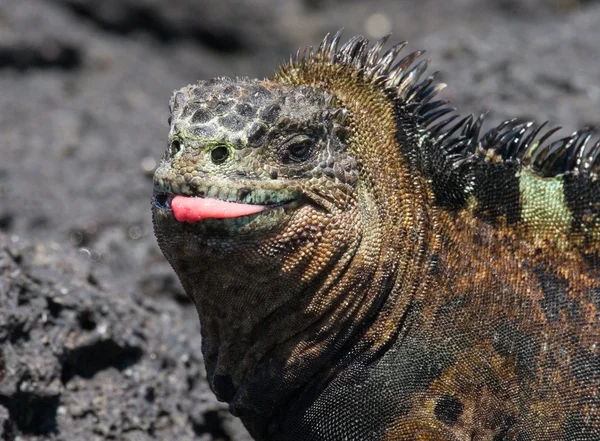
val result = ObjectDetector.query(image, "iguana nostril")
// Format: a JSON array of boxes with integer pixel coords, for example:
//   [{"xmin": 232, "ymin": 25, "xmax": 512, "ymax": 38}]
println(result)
[
  {"xmin": 211, "ymin": 145, "xmax": 229, "ymax": 164},
  {"xmin": 169, "ymin": 139, "xmax": 182, "ymax": 157}
]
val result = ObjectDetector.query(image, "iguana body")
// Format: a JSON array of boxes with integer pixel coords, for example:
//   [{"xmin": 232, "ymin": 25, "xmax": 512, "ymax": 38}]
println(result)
[{"xmin": 152, "ymin": 32, "xmax": 600, "ymax": 440}]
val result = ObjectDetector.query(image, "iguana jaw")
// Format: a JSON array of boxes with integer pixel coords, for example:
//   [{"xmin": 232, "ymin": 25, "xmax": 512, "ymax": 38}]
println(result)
[
  {"xmin": 153, "ymin": 192, "xmax": 295, "ymax": 219},
  {"xmin": 151, "ymin": 181, "xmax": 302, "ymax": 233},
  {"xmin": 153, "ymin": 180, "xmax": 299, "ymax": 206}
]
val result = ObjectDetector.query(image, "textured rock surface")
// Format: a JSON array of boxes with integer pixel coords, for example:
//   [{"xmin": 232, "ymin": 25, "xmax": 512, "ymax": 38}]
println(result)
[
  {"xmin": 0, "ymin": 0, "xmax": 599, "ymax": 439},
  {"xmin": 0, "ymin": 233, "xmax": 250, "ymax": 440}
]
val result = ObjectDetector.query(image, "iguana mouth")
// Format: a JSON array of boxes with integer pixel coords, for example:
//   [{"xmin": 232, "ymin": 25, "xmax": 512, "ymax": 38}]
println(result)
[{"xmin": 152, "ymin": 186, "xmax": 299, "ymax": 224}]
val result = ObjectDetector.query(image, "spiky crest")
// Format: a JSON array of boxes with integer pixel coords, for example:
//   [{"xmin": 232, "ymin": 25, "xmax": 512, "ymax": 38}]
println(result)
[{"xmin": 278, "ymin": 30, "xmax": 600, "ymax": 179}]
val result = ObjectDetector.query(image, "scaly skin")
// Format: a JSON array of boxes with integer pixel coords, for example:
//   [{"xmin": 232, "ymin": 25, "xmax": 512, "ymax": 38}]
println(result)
[{"xmin": 152, "ymin": 32, "xmax": 600, "ymax": 441}]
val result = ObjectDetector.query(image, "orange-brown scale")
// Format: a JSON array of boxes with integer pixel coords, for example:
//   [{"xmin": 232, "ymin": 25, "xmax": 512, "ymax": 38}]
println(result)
[
  {"xmin": 276, "ymin": 59, "xmax": 437, "ymax": 358},
  {"xmin": 387, "ymin": 203, "xmax": 600, "ymax": 439}
]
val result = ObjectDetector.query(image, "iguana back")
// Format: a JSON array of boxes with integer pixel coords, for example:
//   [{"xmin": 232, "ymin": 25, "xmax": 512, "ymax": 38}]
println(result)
[{"xmin": 152, "ymin": 32, "xmax": 600, "ymax": 440}]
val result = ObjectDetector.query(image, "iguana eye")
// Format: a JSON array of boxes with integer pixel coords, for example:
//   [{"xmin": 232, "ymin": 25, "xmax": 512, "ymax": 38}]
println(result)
[
  {"xmin": 211, "ymin": 145, "xmax": 230, "ymax": 164},
  {"xmin": 281, "ymin": 135, "xmax": 313, "ymax": 164}
]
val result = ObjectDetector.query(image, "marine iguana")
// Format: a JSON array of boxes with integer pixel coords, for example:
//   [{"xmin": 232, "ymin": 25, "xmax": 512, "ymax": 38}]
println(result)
[{"xmin": 152, "ymin": 31, "xmax": 600, "ymax": 440}]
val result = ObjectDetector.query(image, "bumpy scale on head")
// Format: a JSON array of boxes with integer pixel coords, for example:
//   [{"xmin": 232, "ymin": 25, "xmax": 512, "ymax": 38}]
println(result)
[{"xmin": 153, "ymin": 77, "xmax": 359, "ymax": 240}]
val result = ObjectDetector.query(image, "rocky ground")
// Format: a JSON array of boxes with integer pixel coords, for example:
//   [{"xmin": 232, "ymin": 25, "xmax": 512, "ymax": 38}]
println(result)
[{"xmin": 1, "ymin": 0, "xmax": 599, "ymax": 439}]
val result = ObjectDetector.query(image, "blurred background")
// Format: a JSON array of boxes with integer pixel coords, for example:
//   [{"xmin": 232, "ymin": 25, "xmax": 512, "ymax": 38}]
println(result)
[{"xmin": 0, "ymin": 0, "xmax": 599, "ymax": 439}]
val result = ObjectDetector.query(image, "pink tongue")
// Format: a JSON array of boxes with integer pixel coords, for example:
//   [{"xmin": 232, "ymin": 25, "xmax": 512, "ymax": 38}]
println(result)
[{"xmin": 171, "ymin": 195, "xmax": 266, "ymax": 223}]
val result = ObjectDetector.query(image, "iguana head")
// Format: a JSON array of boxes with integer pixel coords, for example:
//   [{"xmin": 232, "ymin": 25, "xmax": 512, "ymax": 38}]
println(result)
[{"xmin": 152, "ymin": 77, "xmax": 359, "ymax": 258}]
